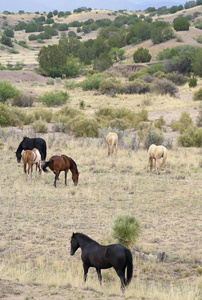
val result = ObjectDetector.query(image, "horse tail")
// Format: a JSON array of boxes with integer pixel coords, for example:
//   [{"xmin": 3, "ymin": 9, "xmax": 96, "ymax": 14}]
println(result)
[
  {"xmin": 125, "ymin": 248, "xmax": 133, "ymax": 286},
  {"xmin": 161, "ymin": 147, "xmax": 167, "ymax": 168},
  {"xmin": 42, "ymin": 160, "xmax": 54, "ymax": 172},
  {"xmin": 43, "ymin": 142, "xmax": 47, "ymax": 161},
  {"xmin": 111, "ymin": 136, "xmax": 116, "ymax": 153}
]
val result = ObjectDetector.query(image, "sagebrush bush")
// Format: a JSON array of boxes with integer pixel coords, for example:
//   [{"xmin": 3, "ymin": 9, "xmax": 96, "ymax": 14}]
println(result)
[
  {"xmin": 12, "ymin": 94, "xmax": 34, "ymax": 107},
  {"xmin": 34, "ymin": 109, "xmax": 52, "ymax": 122},
  {"xmin": 54, "ymin": 105, "xmax": 82, "ymax": 122},
  {"xmin": 99, "ymin": 79, "xmax": 119, "ymax": 94},
  {"xmin": 123, "ymin": 79, "xmax": 150, "ymax": 94},
  {"xmin": 178, "ymin": 126, "xmax": 202, "ymax": 147},
  {"xmin": 70, "ymin": 116, "xmax": 99, "ymax": 137},
  {"xmin": 193, "ymin": 88, "xmax": 202, "ymax": 101},
  {"xmin": 196, "ymin": 108, "xmax": 202, "ymax": 127},
  {"xmin": 112, "ymin": 215, "xmax": 140, "ymax": 247},
  {"xmin": 0, "ymin": 103, "xmax": 34, "ymax": 127},
  {"xmin": 32, "ymin": 119, "xmax": 48, "ymax": 133},
  {"xmin": 150, "ymin": 78, "xmax": 178, "ymax": 96},
  {"xmin": 46, "ymin": 77, "xmax": 55, "ymax": 85},
  {"xmin": 141, "ymin": 127, "xmax": 164, "ymax": 149},
  {"xmin": 39, "ymin": 91, "xmax": 69, "ymax": 107}
]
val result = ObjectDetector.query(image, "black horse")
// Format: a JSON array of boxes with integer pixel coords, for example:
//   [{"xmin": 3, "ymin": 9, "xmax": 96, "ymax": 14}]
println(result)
[
  {"xmin": 70, "ymin": 232, "xmax": 133, "ymax": 290},
  {"xmin": 16, "ymin": 137, "xmax": 47, "ymax": 163}
]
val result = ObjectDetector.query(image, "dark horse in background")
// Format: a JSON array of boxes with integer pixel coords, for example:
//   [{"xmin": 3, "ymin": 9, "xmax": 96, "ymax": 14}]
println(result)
[
  {"xmin": 70, "ymin": 232, "xmax": 133, "ymax": 290},
  {"xmin": 16, "ymin": 137, "xmax": 47, "ymax": 163},
  {"xmin": 42, "ymin": 154, "xmax": 79, "ymax": 187}
]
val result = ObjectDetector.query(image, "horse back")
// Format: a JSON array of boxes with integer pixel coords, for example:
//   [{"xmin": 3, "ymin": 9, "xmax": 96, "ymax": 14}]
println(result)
[{"xmin": 82, "ymin": 244, "xmax": 112, "ymax": 269}]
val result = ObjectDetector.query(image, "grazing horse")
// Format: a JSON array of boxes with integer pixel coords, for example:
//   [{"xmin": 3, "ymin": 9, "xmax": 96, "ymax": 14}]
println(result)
[
  {"xmin": 147, "ymin": 144, "xmax": 167, "ymax": 172},
  {"xmin": 70, "ymin": 232, "xmax": 133, "ymax": 290},
  {"xmin": 42, "ymin": 155, "xmax": 79, "ymax": 187},
  {"xmin": 22, "ymin": 148, "xmax": 42, "ymax": 177},
  {"xmin": 106, "ymin": 132, "xmax": 118, "ymax": 156},
  {"xmin": 16, "ymin": 137, "xmax": 47, "ymax": 163}
]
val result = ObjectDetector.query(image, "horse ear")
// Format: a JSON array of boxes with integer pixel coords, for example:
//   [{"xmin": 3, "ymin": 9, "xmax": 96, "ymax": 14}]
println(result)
[{"xmin": 72, "ymin": 232, "xmax": 75, "ymax": 236}]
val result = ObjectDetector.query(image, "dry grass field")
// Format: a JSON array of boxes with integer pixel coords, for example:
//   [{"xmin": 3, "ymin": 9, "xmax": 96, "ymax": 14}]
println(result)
[
  {"xmin": 0, "ymin": 6, "xmax": 202, "ymax": 300},
  {"xmin": 0, "ymin": 129, "xmax": 201, "ymax": 299}
]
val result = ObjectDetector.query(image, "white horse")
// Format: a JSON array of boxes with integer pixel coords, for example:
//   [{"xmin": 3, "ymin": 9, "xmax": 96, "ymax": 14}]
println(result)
[
  {"xmin": 106, "ymin": 132, "xmax": 118, "ymax": 156},
  {"xmin": 147, "ymin": 144, "xmax": 167, "ymax": 172},
  {"xmin": 22, "ymin": 148, "xmax": 42, "ymax": 177}
]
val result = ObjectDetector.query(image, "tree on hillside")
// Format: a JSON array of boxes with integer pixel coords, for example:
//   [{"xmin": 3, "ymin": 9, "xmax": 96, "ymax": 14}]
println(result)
[
  {"xmin": 151, "ymin": 21, "xmax": 174, "ymax": 44},
  {"xmin": 193, "ymin": 50, "xmax": 202, "ymax": 77},
  {"xmin": 93, "ymin": 52, "xmax": 113, "ymax": 72},
  {"xmin": 133, "ymin": 47, "xmax": 151, "ymax": 63},
  {"xmin": 126, "ymin": 22, "xmax": 151, "ymax": 44},
  {"xmin": 173, "ymin": 17, "xmax": 190, "ymax": 31}
]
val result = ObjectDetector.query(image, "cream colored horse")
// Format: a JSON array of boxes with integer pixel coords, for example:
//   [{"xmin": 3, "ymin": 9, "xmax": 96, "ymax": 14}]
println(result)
[
  {"xmin": 106, "ymin": 132, "xmax": 118, "ymax": 156},
  {"xmin": 22, "ymin": 148, "xmax": 42, "ymax": 177},
  {"xmin": 147, "ymin": 144, "xmax": 167, "ymax": 172}
]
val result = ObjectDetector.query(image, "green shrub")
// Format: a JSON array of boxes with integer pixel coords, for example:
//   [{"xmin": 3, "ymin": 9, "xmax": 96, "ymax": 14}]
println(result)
[
  {"xmin": 193, "ymin": 88, "xmax": 202, "ymax": 101},
  {"xmin": 142, "ymin": 127, "xmax": 164, "ymax": 149},
  {"xmin": 81, "ymin": 74, "xmax": 104, "ymax": 91},
  {"xmin": 133, "ymin": 47, "xmax": 151, "ymax": 63},
  {"xmin": 171, "ymin": 112, "xmax": 193, "ymax": 133},
  {"xmin": 12, "ymin": 94, "xmax": 34, "ymax": 107},
  {"xmin": 39, "ymin": 91, "xmax": 69, "ymax": 107},
  {"xmin": 178, "ymin": 126, "xmax": 202, "ymax": 147},
  {"xmin": 154, "ymin": 116, "xmax": 166, "ymax": 129},
  {"xmin": 150, "ymin": 78, "xmax": 178, "ymax": 96},
  {"xmin": 0, "ymin": 81, "xmax": 20, "ymax": 103},
  {"xmin": 147, "ymin": 63, "xmax": 164, "ymax": 75},
  {"xmin": 112, "ymin": 215, "xmax": 140, "ymax": 247},
  {"xmin": 79, "ymin": 100, "xmax": 85, "ymax": 109},
  {"xmin": 32, "ymin": 119, "xmax": 48, "ymax": 133},
  {"xmin": 189, "ymin": 77, "xmax": 197, "ymax": 88}
]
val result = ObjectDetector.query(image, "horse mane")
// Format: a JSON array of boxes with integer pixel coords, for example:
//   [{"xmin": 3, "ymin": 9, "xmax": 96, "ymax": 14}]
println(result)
[
  {"xmin": 75, "ymin": 232, "xmax": 97, "ymax": 244},
  {"xmin": 69, "ymin": 157, "xmax": 79, "ymax": 174}
]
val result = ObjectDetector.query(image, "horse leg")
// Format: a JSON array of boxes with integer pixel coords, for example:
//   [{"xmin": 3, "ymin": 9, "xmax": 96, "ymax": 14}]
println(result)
[
  {"xmin": 65, "ymin": 171, "xmax": 67, "ymax": 185},
  {"xmin": 83, "ymin": 264, "xmax": 89, "ymax": 282},
  {"xmin": 115, "ymin": 268, "xmax": 126, "ymax": 291},
  {"xmin": 54, "ymin": 174, "xmax": 57, "ymax": 187},
  {"xmin": 108, "ymin": 144, "xmax": 110, "ymax": 156},
  {"xmin": 96, "ymin": 268, "xmax": 102, "ymax": 285}
]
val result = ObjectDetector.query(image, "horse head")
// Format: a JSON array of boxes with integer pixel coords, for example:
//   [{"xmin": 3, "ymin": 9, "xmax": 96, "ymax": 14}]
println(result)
[
  {"xmin": 70, "ymin": 233, "xmax": 79, "ymax": 255},
  {"xmin": 16, "ymin": 151, "xmax": 22, "ymax": 163},
  {"xmin": 72, "ymin": 172, "xmax": 79, "ymax": 186}
]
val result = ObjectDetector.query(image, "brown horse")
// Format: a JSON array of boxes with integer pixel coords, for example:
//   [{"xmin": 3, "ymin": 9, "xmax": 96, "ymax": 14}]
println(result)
[
  {"xmin": 106, "ymin": 132, "xmax": 118, "ymax": 156},
  {"xmin": 22, "ymin": 148, "xmax": 42, "ymax": 177},
  {"xmin": 147, "ymin": 144, "xmax": 167, "ymax": 173},
  {"xmin": 42, "ymin": 155, "xmax": 79, "ymax": 187}
]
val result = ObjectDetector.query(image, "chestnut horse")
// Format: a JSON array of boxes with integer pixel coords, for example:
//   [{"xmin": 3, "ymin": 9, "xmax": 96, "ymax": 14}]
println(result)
[
  {"xmin": 22, "ymin": 148, "xmax": 42, "ymax": 177},
  {"xmin": 147, "ymin": 144, "xmax": 167, "ymax": 172},
  {"xmin": 70, "ymin": 232, "xmax": 133, "ymax": 291},
  {"xmin": 42, "ymin": 155, "xmax": 79, "ymax": 187},
  {"xmin": 106, "ymin": 132, "xmax": 118, "ymax": 156}
]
